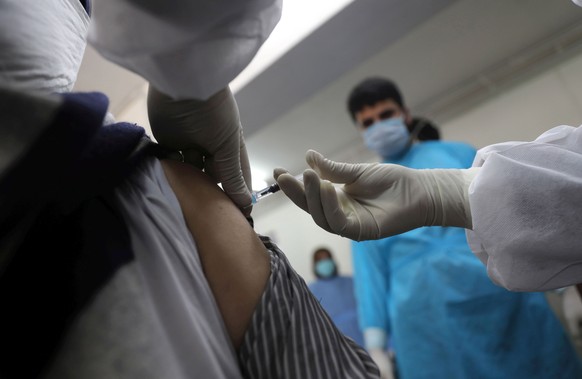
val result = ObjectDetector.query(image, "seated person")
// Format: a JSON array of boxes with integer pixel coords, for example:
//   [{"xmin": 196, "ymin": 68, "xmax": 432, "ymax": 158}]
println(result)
[
  {"xmin": 308, "ymin": 247, "xmax": 365, "ymax": 348},
  {"xmin": 0, "ymin": 1, "xmax": 377, "ymax": 376},
  {"xmin": 0, "ymin": 86, "xmax": 379, "ymax": 379},
  {"xmin": 162, "ymin": 158, "xmax": 379, "ymax": 378}
]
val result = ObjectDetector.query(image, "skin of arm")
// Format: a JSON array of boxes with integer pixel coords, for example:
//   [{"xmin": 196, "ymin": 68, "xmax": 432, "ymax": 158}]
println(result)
[{"xmin": 160, "ymin": 159, "xmax": 270, "ymax": 350}]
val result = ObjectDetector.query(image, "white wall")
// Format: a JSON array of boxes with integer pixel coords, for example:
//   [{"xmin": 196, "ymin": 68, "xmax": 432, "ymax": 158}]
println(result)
[
  {"xmin": 252, "ymin": 194, "xmax": 354, "ymax": 284},
  {"xmin": 442, "ymin": 50, "xmax": 582, "ymax": 148},
  {"xmin": 252, "ymin": 47, "xmax": 582, "ymax": 282}
]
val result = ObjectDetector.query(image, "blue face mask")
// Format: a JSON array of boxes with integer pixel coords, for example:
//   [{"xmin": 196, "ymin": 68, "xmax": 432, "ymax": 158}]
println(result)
[
  {"xmin": 363, "ymin": 117, "xmax": 410, "ymax": 159},
  {"xmin": 315, "ymin": 259, "xmax": 336, "ymax": 278}
]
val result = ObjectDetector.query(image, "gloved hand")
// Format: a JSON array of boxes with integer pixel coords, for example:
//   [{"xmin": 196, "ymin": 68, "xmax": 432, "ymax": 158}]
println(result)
[
  {"xmin": 368, "ymin": 348, "xmax": 395, "ymax": 379},
  {"xmin": 274, "ymin": 150, "xmax": 480, "ymax": 241},
  {"xmin": 147, "ymin": 85, "xmax": 253, "ymax": 215}
]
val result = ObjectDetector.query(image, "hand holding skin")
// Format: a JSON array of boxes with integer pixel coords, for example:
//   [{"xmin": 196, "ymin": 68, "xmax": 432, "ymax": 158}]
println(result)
[
  {"xmin": 274, "ymin": 150, "xmax": 479, "ymax": 241},
  {"xmin": 148, "ymin": 85, "xmax": 253, "ymax": 215}
]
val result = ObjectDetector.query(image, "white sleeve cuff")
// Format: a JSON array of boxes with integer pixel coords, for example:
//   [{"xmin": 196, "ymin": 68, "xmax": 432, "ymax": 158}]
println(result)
[{"xmin": 364, "ymin": 327, "xmax": 387, "ymax": 350}]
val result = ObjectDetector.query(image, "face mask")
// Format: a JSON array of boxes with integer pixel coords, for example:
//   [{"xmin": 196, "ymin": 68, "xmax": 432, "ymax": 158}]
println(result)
[
  {"xmin": 363, "ymin": 116, "xmax": 410, "ymax": 159},
  {"xmin": 573, "ymin": 0, "xmax": 582, "ymax": 7},
  {"xmin": 0, "ymin": 0, "xmax": 90, "ymax": 94},
  {"xmin": 315, "ymin": 259, "xmax": 336, "ymax": 279}
]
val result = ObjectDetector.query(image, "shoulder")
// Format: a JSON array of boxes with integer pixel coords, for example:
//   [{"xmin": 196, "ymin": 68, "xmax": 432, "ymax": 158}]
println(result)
[
  {"xmin": 410, "ymin": 141, "xmax": 476, "ymax": 168},
  {"xmin": 439, "ymin": 140, "xmax": 476, "ymax": 153},
  {"xmin": 418, "ymin": 140, "xmax": 475, "ymax": 151},
  {"xmin": 441, "ymin": 141, "xmax": 477, "ymax": 166}
]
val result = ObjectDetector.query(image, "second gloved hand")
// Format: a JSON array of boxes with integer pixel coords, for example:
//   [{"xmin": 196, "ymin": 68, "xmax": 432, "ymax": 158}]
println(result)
[
  {"xmin": 274, "ymin": 150, "xmax": 480, "ymax": 241},
  {"xmin": 148, "ymin": 85, "xmax": 253, "ymax": 215}
]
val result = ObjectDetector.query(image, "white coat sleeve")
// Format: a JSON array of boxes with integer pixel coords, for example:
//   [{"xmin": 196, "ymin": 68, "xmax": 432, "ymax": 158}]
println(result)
[
  {"xmin": 466, "ymin": 125, "xmax": 582, "ymax": 291},
  {"xmin": 87, "ymin": 0, "xmax": 282, "ymax": 100}
]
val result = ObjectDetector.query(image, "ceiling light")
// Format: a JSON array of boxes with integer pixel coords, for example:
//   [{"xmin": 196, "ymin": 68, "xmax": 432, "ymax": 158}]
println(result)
[{"xmin": 230, "ymin": 0, "xmax": 355, "ymax": 93}]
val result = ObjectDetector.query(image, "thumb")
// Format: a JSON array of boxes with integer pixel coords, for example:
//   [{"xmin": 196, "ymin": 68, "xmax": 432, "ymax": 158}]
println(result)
[
  {"xmin": 274, "ymin": 171, "xmax": 309, "ymax": 213},
  {"xmin": 305, "ymin": 149, "xmax": 364, "ymax": 184},
  {"xmin": 221, "ymin": 172, "xmax": 253, "ymax": 216},
  {"xmin": 210, "ymin": 143, "xmax": 253, "ymax": 215}
]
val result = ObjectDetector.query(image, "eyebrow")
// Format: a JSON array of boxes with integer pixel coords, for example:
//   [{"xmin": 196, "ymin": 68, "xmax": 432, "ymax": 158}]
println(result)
[{"xmin": 360, "ymin": 109, "xmax": 396, "ymax": 128}]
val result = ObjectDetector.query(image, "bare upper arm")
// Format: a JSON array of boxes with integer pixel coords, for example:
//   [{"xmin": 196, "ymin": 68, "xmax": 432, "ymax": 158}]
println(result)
[{"xmin": 160, "ymin": 159, "xmax": 270, "ymax": 349}]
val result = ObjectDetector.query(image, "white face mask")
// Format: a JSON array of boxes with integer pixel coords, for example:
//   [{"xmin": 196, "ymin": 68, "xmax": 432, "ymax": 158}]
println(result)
[
  {"xmin": 0, "ymin": 0, "xmax": 90, "ymax": 94},
  {"xmin": 362, "ymin": 116, "xmax": 411, "ymax": 159},
  {"xmin": 573, "ymin": 0, "xmax": 582, "ymax": 7}
]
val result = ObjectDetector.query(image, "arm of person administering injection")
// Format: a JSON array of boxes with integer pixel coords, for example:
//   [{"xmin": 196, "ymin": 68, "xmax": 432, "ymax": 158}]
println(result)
[
  {"xmin": 87, "ymin": 0, "xmax": 283, "ymax": 217},
  {"xmin": 148, "ymin": 86, "xmax": 254, "ymax": 217}
]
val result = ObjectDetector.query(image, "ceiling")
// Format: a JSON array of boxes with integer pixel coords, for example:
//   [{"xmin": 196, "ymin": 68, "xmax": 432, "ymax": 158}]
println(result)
[{"xmin": 74, "ymin": 0, "xmax": 582, "ymax": 196}]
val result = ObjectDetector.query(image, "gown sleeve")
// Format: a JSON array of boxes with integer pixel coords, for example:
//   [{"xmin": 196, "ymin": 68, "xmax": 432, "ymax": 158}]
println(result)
[
  {"xmin": 87, "ymin": 0, "xmax": 282, "ymax": 100},
  {"xmin": 352, "ymin": 239, "xmax": 390, "ymax": 349},
  {"xmin": 466, "ymin": 125, "xmax": 582, "ymax": 291}
]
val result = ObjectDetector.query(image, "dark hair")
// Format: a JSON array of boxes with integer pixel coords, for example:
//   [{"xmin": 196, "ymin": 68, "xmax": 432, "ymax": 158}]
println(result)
[
  {"xmin": 347, "ymin": 77, "xmax": 404, "ymax": 122},
  {"xmin": 347, "ymin": 77, "xmax": 440, "ymax": 141},
  {"xmin": 312, "ymin": 247, "xmax": 338, "ymax": 279},
  {"xmin": 409, "ymin": 117, "xmax": 440, "ymax": 141},
  {"xmin": 312, "ymin": 248, "xmax": 332, "ymax": 263}
]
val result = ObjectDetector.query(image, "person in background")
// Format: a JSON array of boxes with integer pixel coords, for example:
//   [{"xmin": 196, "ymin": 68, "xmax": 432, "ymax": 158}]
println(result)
[
  {"xmin": 308, "ymin": 248, "xmax": 365, "ymax": 348},
  {"xmin": 275, "ymin": 76, "xmax": 582, "ymax": 379},
  {"xmin": 276, "ymin": 0, "xmax": 582, "ymax": 300}
]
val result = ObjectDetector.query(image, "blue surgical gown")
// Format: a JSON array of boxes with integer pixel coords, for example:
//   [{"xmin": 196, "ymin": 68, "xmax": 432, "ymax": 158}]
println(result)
[
  {"xmin": 352, "ymin": 140, "xmax": 582, "ymax": 379},
  {"xmin": 308, "ymin": 276, "xmax": 365, "ymax": 347}
]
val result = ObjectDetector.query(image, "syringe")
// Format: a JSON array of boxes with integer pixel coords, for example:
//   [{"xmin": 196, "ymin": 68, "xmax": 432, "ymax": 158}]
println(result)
[{"xmin": 251, "ymin": 174, "xmax": 303, "ymax": 204}]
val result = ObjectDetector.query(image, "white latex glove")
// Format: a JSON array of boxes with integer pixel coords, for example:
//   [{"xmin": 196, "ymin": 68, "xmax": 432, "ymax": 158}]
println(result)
[
  {"xmin": 148, "ymin": 85, "xmax": 253, "ymax": 215},
  {"xmin": 274, "ymin": 150, "xmax": 480, "ymax": 241},
  {"xmin": 368, "ymin": 348, "xmax": 395, "ymax": 379}
]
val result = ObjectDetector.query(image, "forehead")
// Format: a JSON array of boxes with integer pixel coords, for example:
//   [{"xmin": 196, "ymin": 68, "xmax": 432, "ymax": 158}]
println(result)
[
  {"xmin": 314, "ymin": 250, "xmax": 331, "ymax": 259},
  {"xmin": 355, "ymin": 99, "xmax": 402, "ymax": 121}
]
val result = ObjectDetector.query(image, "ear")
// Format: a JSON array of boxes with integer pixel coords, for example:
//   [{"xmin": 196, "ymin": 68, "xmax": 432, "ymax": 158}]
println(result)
[{"xmin": 403, "ymin": 107, "xmax": 413, "ymax": 125}]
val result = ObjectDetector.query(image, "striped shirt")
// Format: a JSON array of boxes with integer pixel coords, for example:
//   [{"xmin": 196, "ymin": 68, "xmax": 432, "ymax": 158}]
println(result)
[{"xmin": 239, "ymin": 236, "xmax": 380, "ymax": 379}]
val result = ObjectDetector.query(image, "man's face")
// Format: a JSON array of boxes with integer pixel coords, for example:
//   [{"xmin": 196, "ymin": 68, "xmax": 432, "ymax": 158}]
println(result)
[{"xmin": 354, "ymin": 99, "xmax": 410, "ymax": 131}]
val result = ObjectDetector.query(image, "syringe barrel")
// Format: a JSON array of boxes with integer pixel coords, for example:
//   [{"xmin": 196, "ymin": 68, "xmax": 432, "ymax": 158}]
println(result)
[{"xmin": 251, "ymin": 173, "xmax": 302, "ymax": 204}]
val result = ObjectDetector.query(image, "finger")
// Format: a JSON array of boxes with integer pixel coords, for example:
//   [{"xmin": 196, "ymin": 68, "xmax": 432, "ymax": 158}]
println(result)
[
  {"xmin": 275, "ymin": 172, "xmax": 308, "ymax": 212},
  {"xmin": 273, "ymin": 167, "xmax": 289, "ymax": 180},
  {"xmin": 239, "ymin": 130, "xmax": 252, "ymax": 192},
  {"xmin": 238, "ymin": 133, "xmax": 253, "ymax": 216},
  {"xmin": 305, "ymin": 149, "xmax": 365, "ymax": 184},
  {"xmin": 320, "ymin": 182, "xmax": 354, "ymax": 238},
  {"xmin": 211, "ymin": 146, "xmax": 253, "ymax": 215},
  {"xmin": 303, "ymin": 170, "xmax": 333, "ymax": 233},
  {"xmin": 221, "ymin": 172, "xmax": 253, "ymax": 216}
]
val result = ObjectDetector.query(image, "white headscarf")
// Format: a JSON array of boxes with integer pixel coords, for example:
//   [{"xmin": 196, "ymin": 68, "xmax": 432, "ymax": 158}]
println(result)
[{"xmin": 0, "ymin": 0, "xmax": 90, "ymax": 94}]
